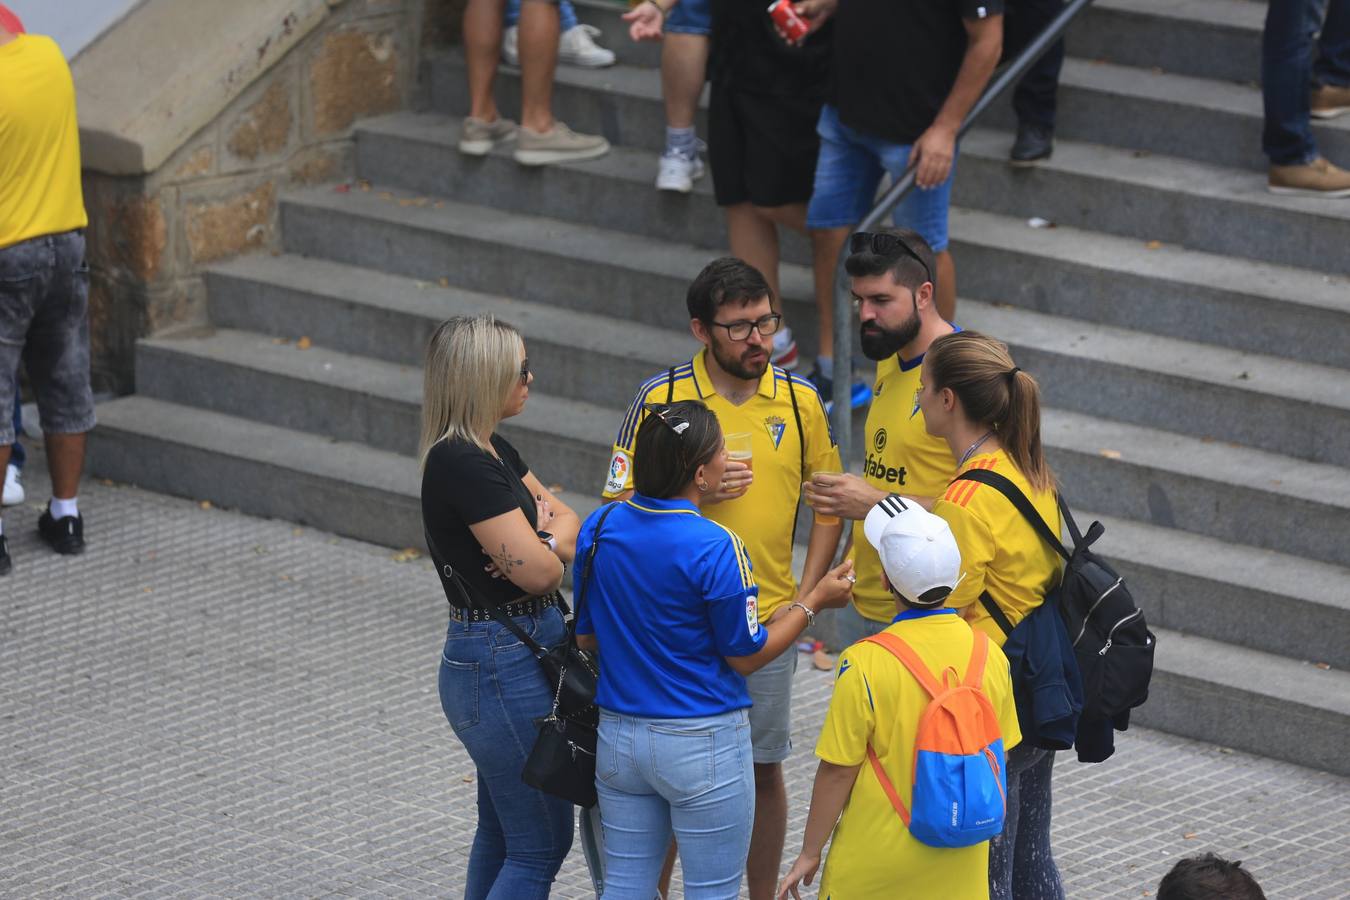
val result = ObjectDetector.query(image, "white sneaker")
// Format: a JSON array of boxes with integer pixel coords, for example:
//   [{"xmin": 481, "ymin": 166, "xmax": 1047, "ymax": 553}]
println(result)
[
  {"xmin": 559, "ymin": 24, "xmax": 616, "ymax": 68},
  {"xmin": 656, "ymin": 149, "xmax": 705, "ymax": 193},
  {"xmin": 3, "ymin": 464, "xmax": 23, "ymax": 507},
  {"xmin": 503, "ymin": 24, "xmax": 616, "ymax": 69}
]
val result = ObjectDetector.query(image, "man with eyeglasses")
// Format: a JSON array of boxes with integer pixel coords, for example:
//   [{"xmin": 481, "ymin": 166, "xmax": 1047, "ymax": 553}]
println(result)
[
  {"xmin": 603, "ymin": 256, "xmax": 843, "ymax": 900},
  {"xmin": 803, "ymin": 229, "xmax": 961, "ymax": 647}
]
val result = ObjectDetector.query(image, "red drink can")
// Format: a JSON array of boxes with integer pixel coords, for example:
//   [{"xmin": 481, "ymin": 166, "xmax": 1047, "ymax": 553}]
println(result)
[{"xmin": 767, "ymin": 0, "xmax": 809, "ymax": 44}]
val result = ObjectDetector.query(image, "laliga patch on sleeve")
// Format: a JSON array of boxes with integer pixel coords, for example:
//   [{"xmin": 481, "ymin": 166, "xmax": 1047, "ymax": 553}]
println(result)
[
  {"xmin": 746, "ymin": 596, "xmax": 760, "ymax": 636},
  {"xmin": 605, "ymin": 450, "xmax": 631, "ymax": 494}
]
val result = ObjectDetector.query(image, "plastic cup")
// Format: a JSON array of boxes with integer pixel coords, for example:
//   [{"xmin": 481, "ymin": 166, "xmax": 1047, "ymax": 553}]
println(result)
[{"xmin": 725, "ymin": 432, "xmax": 754, "ymax": 472}]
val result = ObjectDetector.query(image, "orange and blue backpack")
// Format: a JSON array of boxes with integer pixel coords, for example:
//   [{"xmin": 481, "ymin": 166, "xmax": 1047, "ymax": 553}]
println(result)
[{"xmin": 862, "ymin": 630, "xmax": 1008, "ymax": 848}]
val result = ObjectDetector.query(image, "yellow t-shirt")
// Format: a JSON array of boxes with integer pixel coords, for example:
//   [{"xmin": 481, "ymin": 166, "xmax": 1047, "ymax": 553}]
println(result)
[
  {"xmin": 816, "ymin": 611, "xmax": 1022, "ymax": 899},
  {"xmin": 851, "ymin": 350, "xmax": 958, "ymax": 622},
  {"xmin": 0, "ymin": 34, "xmax": 87, "ymax": 249},
  {"xmin": 604, "ymin": 350, "xmax": 842, "ymax": 619},
  {"xmin": 934, "ymin": 450, "xmax": 1064, "ymax": 645}
]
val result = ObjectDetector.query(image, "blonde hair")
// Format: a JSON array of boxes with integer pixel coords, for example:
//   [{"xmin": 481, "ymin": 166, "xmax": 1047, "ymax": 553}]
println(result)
[
  {"xmin": 419, "ymin": 315, "xmax": 523, "ymax": 465},
  {"xmin": 926, "ymin": 331, "xmax": 1055, "ymax": 493}
]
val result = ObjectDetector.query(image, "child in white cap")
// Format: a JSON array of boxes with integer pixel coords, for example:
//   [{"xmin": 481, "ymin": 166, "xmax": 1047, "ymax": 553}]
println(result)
[{"xmin": 777, "ymin": 495, "xmax": 1023, "ymax": 900}]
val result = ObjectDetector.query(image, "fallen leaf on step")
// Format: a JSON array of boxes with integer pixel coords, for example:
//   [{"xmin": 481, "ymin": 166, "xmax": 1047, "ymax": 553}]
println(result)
[
  {"xmin": 1131, "ymin": 149, "xmax": 1151, "ymax": 158},
  {"xmin": 392, "ymin": 547, "xmax": 423, "ymax": 563},
  {"xmin": 1315, "ymin": 662, "xmax": 1331, "ymax": 670},
  {"xmin": 296, "ymin": 336, "xmax": 312, "ymax": 350},
  {"xmin": 333, "ymin": 183, "xmax": 351, "ymax": 193},
  {"xmin": 1151, "ymin": 67, "xmax": 1165, "ymax": 75},
  {"xmin": 292, "ymin": 528, "xmax": 304, "ymax": 537},
  {"xmin": 1100, "ymin": 449, "xmax": 1122, "ymax": 459},
  {"xmin": 358, "ymin": 180, "xmax": 371, "ymax": 191},
  {"xmin": 101, "ymin": 478, "xmax": 115, "ymax": 487},
  {"xmin": 1145, "ymin": 240, "xmax": 1163, "ymax": 250},
  {"xmin": 1235, "ymin": 371, "xmax": 1250, "ymax": 380},
  {"xmin": 434, "ymin": 201, "xmax": 445, "ymax": 209},
  {"xmin": 378, "ymin": 191, "xmax": 394, "ymax": 200},
  {"xmin": 462, "ymin": 775, "xmax": 474, "ymax": 783},
  {"xmin": 273, "ymin": 337, "xmax": 290, "ymax": 345},
  {"xmin": 1200, "ymin": 435, "xmax": 1215, "ymax": 443},
  {"xmin": 437, "ymin": 277, "xmax": 450, "ymax": 287},
  {"xmin": 199, "ymin": 500, "xmax": 212, "ymax": 509}
]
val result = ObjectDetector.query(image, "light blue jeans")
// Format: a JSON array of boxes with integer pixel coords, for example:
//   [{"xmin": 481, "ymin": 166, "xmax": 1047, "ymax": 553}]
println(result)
[
  {"xmin": 505, "ymin": 0, "xmax": 579, "ymax": 30},
  {"xmin": 596, "ymin": 708, "xmax": 755, "ymax": 900}
]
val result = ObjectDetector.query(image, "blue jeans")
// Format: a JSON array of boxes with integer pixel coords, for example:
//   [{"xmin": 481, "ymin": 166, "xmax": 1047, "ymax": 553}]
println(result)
[
  {"xmin": 438, "ymin": 606, "xmax": 574, "ymax": 900},
  {"xmin": 505, "ymin": 0, "xmax": 578, "ymax": 30},
  {"xmin": 9, "ymin": 387, "xmax": 22, "ymax": 469},
  {"xmin": 806, "ymin": 105, "xmax": 957, "ymax": 252},
  {"xmin": 989, "ymin": 745, "xmax": 1064, "ymax": 900},
  {"xmin": 1263, "ymin": 0, "xmax": 1350, "ymax": 164},
  {"xmin": 596, "ymin": 708, "xmax": 755, "ymax": 899}
]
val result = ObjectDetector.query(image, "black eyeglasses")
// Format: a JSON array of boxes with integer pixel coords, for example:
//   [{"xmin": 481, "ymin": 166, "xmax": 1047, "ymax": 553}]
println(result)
[
  {"xmin": 850, "ymin": 231, "xmax": 934, "ymax": 288},
  {"xmin": 644, "ymin": 403, "xmax": 691, "ymax": 437},
  {"xmin": 708, "ymin": 313, "xmax": 783, "ymax": 342},
  {"xmin": 519, "ymin": 358, "xmax": 531, "ymax": 385}
]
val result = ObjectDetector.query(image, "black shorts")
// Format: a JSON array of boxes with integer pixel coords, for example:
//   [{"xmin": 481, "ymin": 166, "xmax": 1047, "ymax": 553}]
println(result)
[{"xmin": 708, "ymin": 86, "xmax": 824, "ymax": 209}]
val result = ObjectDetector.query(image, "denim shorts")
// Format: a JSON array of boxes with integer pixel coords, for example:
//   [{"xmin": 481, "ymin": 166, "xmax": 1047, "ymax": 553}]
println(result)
[
  {"xmin": 744, "ymin": 641, "xmax": 798, "ymax": 764},
  {"xmin": 806, "ymin": 104, "xmax": 956, "ymax": 252},
  {"xmin": 0, "ymin": 230, "xmax": 96, "ymax": 445},
  {"xmin": 666, "ymin": 0, "xmax": 711, "ymax": 35}
]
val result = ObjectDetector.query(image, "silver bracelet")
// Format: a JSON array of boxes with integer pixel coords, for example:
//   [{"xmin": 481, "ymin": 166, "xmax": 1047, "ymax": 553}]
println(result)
[{"xmin": 789, "ymin": 601, "xmax": 816, "ymax": 628}]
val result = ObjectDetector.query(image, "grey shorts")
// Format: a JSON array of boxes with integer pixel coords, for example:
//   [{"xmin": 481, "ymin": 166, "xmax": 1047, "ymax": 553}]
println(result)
[
  {"xmin": 0, "ymin": 230, "xmax": 95, "ymax": 445},
  {"xmin": 745, "ymin": 641, "xmax": 798, "ymax": 765}
]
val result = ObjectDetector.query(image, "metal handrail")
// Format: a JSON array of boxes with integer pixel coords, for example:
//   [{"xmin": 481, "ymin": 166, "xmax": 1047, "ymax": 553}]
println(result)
[{"xmin": 829, "ymin": 0, "xmax": 1094, "ymax": 463}]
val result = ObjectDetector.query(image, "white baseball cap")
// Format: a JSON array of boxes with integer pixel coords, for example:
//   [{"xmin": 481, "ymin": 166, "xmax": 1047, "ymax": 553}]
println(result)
[{"xmin": 863, "ymin": 495, "xmax": 962, "ymax": 607}]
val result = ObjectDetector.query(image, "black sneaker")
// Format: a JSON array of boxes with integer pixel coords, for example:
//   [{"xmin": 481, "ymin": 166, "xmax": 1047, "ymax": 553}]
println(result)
[
  {"xmin": 1010, "ymin": 122, "xmax": 1054, "ymax": 167},
  {"xmin": 38, "ymin": 509, "xmax": 85, "ymax": 555},
  {"xmin": 0, "ymin": 534, "xmax": 11, "ymax": 576}
]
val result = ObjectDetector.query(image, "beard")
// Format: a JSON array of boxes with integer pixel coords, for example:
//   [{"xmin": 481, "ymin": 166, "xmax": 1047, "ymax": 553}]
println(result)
[
  {"xmin": 860, "ymin": 309, "xmax": 921, "ymax": 360},
  {"xmin": 711, "ymin": 337, "xmax": 769, "ymax": 381}
]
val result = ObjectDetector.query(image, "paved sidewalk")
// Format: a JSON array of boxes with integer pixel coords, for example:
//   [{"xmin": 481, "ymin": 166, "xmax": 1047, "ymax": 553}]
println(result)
[{"xmin": 2, "ymin": 462, "xmax": 1347, "ymax": 898}]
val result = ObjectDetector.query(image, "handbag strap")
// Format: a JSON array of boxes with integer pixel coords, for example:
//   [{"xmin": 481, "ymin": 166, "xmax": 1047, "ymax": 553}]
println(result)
[{"xmin": 571, "ymin": 501, "xmax": 621, "ymax": 636}]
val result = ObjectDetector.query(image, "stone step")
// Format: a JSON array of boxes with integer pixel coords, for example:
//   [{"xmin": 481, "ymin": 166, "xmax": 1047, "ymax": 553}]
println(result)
[
  {"xmin": 210, "ymin": 250, "xmax": 1350, "ymax": 468},
  {"xmin": 82, "ymin": 397, "xmax": 1350, "ymax": 777},
  {"xmin": 955, "ymin": 127, "xmax": 1350, "ymax": 277},
  {"xmin": 1095, "ymin": 513, "xmax": 1350, "ymax": 671},
  {"xmin": 428, "ymin": 46, "xmax": 1350, "ymax": 172},
  {"xmin": 978, "ymin": 57, "xmax": 1350, "ymax": 171},
  {"xmin": 131, "ymin": 329, "xmax": 1350, "ymax": 568},
  {"xmin": 1137, "ymin": 627, "xmax": 1350, "ymax": 778},
  {"xmin": 949, "ymin": 208, "xmax": 1350, "ymax": 370},
  {"xmin": 353, "ymin": 112, "xmax": 1350, "ymax": 279},
  {"xmin": 275, "ymin": 186, "xmax": 819, "ymax": 351},
  {"xmin": 1066, "ymin": 0, "xmax": 1263, "ymax": 84},
  {"xmin": 88, "ymin": 395, "xmax": 602, "ymax": 553}
]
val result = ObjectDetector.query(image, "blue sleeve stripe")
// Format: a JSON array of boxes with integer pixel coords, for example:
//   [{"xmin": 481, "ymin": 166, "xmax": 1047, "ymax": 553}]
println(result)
[
  {"xmin": 616, "ymin": 364, "xmax": 695, "ymax": 448},
  {"xmin": 863, "ymin": 672, "xmax": 874, "ymax": 712},
  {"xmin": 709, "ymin": 522, "xmax": 754, "ymax": 589}
]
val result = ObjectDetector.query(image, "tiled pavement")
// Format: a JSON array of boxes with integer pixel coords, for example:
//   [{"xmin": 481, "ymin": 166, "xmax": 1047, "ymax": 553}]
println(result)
[{"xmin": 2, "ymin": 461, "xmax": 1347, "ymax": 898}]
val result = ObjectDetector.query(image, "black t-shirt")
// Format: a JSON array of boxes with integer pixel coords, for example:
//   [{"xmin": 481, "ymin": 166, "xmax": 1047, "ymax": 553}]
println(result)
[
  {"xmin": 708, "ymin": 0, "xmax": 833, "ymax": 96},
  {"xmin": 422, "ymin": 434, "xmax": 538, "ymax": 608},
  {"xmin": 830, "ymin": 0, "xmax": 1003, "ymax": 145}
]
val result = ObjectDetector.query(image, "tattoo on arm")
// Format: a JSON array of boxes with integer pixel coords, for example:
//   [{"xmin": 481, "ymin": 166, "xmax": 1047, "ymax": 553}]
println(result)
[{"xmin": 492, "ymin": 543, "xmax": 525, "ymax": 574}]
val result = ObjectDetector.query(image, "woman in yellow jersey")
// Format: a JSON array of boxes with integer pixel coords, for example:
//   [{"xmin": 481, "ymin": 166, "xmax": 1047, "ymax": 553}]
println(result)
[{"xmin": 916, "ymin": 331, "xmax": 1066, "ymax": 900}]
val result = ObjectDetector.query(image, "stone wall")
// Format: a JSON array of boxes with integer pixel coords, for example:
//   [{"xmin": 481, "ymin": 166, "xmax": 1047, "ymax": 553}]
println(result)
[{"xmin": 81, "ymin": 0, "xmax": 434, "ymax": 393}]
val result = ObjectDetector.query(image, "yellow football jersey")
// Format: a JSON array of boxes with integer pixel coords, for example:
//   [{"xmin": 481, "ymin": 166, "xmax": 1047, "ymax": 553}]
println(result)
[
  {"xmin": 934, "ymin": 450, "xmax": 1064, "ymax": 645},
  {"xmin": 816, "ymin": 611, "xmax": 1021, "ymax": 898},
  {"xmin": 850, "ymin": 349, "xmax": 958, "ymax": 623},
  {"xmin": 604, "ymin": 350, "xmax": 841, "ymax": 620}
]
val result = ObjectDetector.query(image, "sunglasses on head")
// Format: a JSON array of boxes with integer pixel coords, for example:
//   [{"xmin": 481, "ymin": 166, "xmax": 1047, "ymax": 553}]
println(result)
[
  {"xmin": 850, "ymin": 231, "xmax": 934, "ymax": 288},
  {"xmin": 644, "ymin": 402, "xmax": 691, "ymax": 437}
]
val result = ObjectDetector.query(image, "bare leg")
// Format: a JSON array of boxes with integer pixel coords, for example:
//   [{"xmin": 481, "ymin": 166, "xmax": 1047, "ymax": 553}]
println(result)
[
  {"xmin": 935, "ymin": 249, "xmax": 956, "ymax": 322},
  {"xmin": 811, "ymin": 226, "xmax": 852, "ymax": 368},
  {"xmin": 463, "ymin": 0, "xmax": 507, "ymax": 121},
  {"xmin": 746, "ymin": 762, "xmax": 788, "ymax": 900},
  {"xmin": 726, "ymin": 203, "xmax": 784, "ymax": 304},
  {"xmin": 662, "ymin": 33, "xmax": 709, "ymax": 130},
  {"xmin": 657, "ymin": 839, "xmax": 678, "ymax": 897},
  {"xmin": 518, "ymin": 0, "xmax": 561, "ymax": 132},
  {"xmin": 45, "ymin": 432, "xmax": 86, "ymax": 501}
]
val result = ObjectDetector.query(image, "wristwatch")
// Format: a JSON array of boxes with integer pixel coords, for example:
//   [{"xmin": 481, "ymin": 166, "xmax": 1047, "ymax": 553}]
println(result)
[{"xmin": 537, "ymin": 530, "xmax": 557, "ymax": 552}]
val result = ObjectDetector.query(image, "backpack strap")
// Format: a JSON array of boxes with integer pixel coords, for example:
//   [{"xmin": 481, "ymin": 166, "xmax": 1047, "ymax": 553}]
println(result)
[
  {"xmin": 783, "ymin": 371, "xmax": 807, "ymax": 478},
  {"xmin": 866, "ymin": 745, "xmax": 912, "ymax": 827},
  {"xmin": 963, "ymin": 631, "xmax": 991, "ymax": 689},
  {"xmin": 978, "ymin": 592, "xmax": 1015, "ymax": 639},
  {"xmin": 952, "ymin": 468, "xmax": 1071, "ymax": 562},
  {"xmin": 862, "ymin": 632, "xmax": 944, "ymax": 698}
]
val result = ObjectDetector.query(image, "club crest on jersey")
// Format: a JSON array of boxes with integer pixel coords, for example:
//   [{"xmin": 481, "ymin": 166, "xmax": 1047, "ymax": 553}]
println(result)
[
  {"xmin": 910, "ymin": 387, "xmax": 922, "ymax": 419},
  {"xmin": 605, "ymin": 450, "xmax": 630, "ymax": 495},
  {"xmin": 764, "ymin": 415, "xmax": 787, "ymax": 449},
  {"xmin": 746, "ymin": 596, "xmax": 760, "ymax": 635}
]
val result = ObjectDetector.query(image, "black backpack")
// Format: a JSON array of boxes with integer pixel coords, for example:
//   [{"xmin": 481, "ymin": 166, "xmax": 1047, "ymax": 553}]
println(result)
[{"xmin": 953, "ymin": 469, "xmax": 1155, "ymax": 720}]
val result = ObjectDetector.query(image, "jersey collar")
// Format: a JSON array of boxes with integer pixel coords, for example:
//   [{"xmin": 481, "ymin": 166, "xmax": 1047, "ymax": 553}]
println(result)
[
  {"xmin": 891, "ymin": 608, "xmax": 958, "ymax": 623},
  {"xmin": 627, "ymin": 494, "xmax": 700, "ymax": 515},
  {"xmin": 895, "ymin": 322, "xmax": 962, "ymax": 372},
  {"xmin": 691, "ymin": 349, "xmax": 778, "ymax": 401}
]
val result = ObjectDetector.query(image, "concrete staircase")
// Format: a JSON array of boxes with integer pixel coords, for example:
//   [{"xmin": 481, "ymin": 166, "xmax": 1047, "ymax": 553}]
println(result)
[{"xmin": 90, "ymin": 0, "xmax": 1350, "ymax": 776}]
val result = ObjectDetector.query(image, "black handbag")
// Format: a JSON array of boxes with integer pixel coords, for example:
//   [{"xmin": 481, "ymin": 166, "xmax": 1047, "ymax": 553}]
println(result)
[{"xmin": 425, "ymin": 502, "xmax": 618, "ymax": 807}]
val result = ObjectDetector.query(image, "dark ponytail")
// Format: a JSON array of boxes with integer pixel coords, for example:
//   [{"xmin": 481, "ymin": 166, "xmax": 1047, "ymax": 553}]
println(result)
[{"xmin": 926, "ymin": 331, "xmax": 1055, "ymax": 492}]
